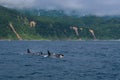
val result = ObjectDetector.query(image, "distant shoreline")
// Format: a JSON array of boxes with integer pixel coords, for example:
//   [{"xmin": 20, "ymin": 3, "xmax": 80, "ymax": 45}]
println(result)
[{"xmin": 0, "ymin": 39, "xmax": 120, "ymax": 41}]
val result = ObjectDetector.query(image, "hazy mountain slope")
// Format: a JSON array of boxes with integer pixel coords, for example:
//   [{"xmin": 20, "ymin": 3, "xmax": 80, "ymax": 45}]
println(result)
[{"xmin": 0, "ymin": 6, "xmax": 120, "ymax": 40}]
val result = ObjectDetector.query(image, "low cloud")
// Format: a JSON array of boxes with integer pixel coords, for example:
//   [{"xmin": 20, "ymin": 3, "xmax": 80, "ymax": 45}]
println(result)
[{"xmin": 0, "ymin": 0, "xmax": 120, "ymax": 16}]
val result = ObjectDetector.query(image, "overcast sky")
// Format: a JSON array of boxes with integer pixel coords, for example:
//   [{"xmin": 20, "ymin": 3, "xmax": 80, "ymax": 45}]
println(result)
[{"xmin": 0, "ymin": 0, "xmax": 120, "ymax": 16}]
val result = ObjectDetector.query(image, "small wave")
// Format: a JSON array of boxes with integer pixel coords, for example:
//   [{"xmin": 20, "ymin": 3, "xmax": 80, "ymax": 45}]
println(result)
[
  {"xmin": 16, "ymin": 76, "xmax": 25, "ymax": 79},
  {"xmin": 25, "ymin": 72, "xmax": 42, "ymax": 76},
  {"xmin": 24, "ymin": 64, "xmax": 33, "ymax": 67}
]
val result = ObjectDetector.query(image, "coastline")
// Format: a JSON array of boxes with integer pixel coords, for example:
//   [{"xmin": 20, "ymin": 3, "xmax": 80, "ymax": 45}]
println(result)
[{"xmin": 0, "ymin": 39, "xmax": 120, "ymax": 42}]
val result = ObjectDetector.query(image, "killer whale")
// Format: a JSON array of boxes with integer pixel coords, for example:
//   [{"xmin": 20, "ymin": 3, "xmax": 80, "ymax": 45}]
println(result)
[
  {"xmin": 27, "ymin": 49, "xmax": 43, "ymax": 55},
  {"xmin": 27, "ymin": 49, "xmax": 64, "ymax": 58},
  {"xmin": 47, "ymin": 50, "xmax": 64, "ymax": 58}
]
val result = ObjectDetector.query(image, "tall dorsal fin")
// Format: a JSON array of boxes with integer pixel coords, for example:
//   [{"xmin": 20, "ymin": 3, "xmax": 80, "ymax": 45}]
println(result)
[
  {"xmin": 27, "ymin": 49, "xmax": 31, "ymax": 53},
  {"xmin": 47, "ymin": 50, "xmax": 51, "ymax": 56}
]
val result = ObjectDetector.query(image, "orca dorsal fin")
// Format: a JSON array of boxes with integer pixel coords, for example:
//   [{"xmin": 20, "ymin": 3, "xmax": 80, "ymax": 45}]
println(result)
[
  {"xmin": 27, "ymin": 49, "xmax": 31, "ymax": 53},
  {"xmin": 40, "ymin": 52, "xmax": 43, "ymax": 55},
  {"xmin": 47, "ymin": 50, "xmax": 51, "ymax": 56}
]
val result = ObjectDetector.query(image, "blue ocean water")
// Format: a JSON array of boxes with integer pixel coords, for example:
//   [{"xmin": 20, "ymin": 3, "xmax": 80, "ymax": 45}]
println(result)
[{"xmin": 0, "ymin": 41, "xmax": 120, "ymax": 80}]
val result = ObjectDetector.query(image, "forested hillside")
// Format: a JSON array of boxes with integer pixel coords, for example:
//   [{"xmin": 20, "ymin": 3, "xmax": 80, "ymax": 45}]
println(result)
[
  {"xmin": 0, "ymin": 6, "xmax": 120, "ymax": 40},
  {"xmin": 0, "ymin": 6, "xmax": 38, "ymax": 40}
]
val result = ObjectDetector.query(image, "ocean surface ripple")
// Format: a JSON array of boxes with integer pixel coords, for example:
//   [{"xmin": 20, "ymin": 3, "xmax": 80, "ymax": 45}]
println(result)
[{"xmin": 0, "ymin": 41, "xmax": 120, "ymax": 80}]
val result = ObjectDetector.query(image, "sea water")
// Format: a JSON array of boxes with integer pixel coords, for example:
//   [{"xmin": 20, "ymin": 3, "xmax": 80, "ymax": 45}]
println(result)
[{"xmin": 0, "ymin": 41, "xmax": 120, "ymax": 80}]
